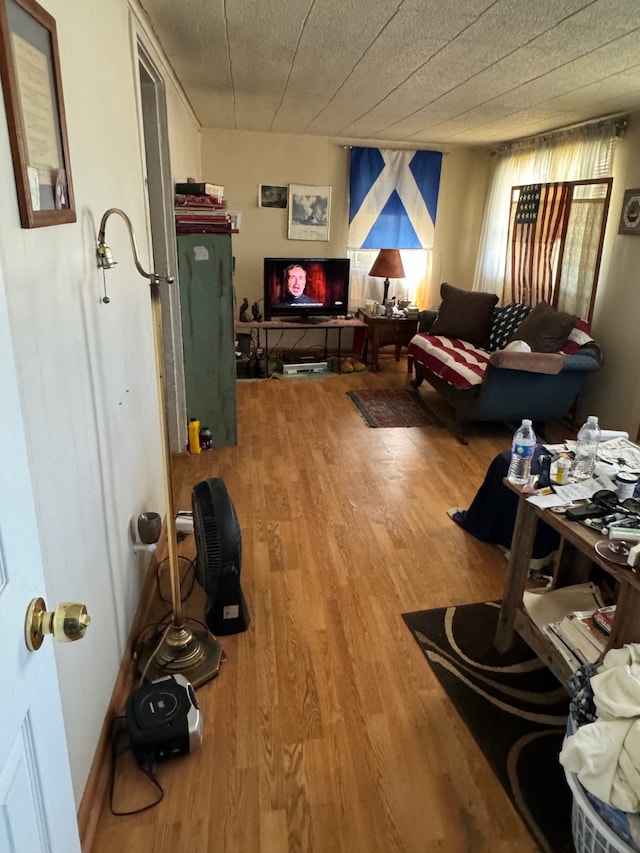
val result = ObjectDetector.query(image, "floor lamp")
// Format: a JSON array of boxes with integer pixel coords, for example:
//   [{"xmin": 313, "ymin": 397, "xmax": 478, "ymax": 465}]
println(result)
[{"xmin": 96, "ymin": 208, "xmax": 223, "ymax": 687}]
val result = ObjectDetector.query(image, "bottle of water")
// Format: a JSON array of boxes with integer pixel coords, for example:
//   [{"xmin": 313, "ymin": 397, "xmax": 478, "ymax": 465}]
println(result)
[
  {"xmin": 571, "ymin": 415, "xmax": 601, "ymax": 480},
  {"xmin": 507, "ymin": 419, "xmax": 536, "ymax": 485}
]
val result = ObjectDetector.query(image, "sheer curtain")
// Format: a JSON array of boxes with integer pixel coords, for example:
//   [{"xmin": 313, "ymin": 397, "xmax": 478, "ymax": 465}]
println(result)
[
  {"xmin": 347, "ymin": 249, "xmax": 431, "ymax": 310},
  {"xmin": 473, "ymin": 121, "xmax": 619, "ymax": 298}
]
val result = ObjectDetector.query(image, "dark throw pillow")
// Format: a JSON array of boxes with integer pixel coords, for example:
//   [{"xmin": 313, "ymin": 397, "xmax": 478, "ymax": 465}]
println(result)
[
  {"xmin": 429, "ymin": 283, "xmax": 499, "ymax": 347},
  {"xmin": 488, "ymin": 303, "xmax": 532, "ymax": 351},
  {"xmin": 509, "ymin": 302, "xmax": 576, "ymax": 353}
]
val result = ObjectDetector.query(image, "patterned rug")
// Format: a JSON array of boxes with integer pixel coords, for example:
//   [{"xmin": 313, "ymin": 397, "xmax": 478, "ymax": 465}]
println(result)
[
  {"xmin": 403, "ymin": 601, "xmax": 572, "ymax": 853},
  {"xmin": 346, "ymin": 388, "xmax": 440, "ymax": 428}
]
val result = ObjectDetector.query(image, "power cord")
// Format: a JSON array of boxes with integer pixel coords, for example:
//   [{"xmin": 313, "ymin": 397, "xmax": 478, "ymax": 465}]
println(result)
[
  {"xmin": 155, "ymin": 554, "xmax": 196, "ymax": 604},
  {"xmin": 109, "ymin": 716, "xmax": 164, "ymax": 816}
]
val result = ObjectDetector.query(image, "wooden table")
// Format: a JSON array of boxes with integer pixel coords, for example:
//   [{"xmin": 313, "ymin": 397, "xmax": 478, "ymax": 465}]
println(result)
[
  {"xmin": 495, "ymin": 482, "xmax": 640, "ymax": 685},
  {"xmin": 356, "ymin": 309, "xmax": 418, "ymax": 372}
]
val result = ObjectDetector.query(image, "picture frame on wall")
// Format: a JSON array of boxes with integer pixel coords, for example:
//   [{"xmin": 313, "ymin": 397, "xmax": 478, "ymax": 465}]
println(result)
[
  {"xmin": 258, "ymin": 184, "xmax": 288, "ymax": 208},
  {"xmin": 618, "ymin": 188, "xmax": 640, "ymax": 235},
  {"xmin": 288, "ymin": 184, "xmax": 331, "ymax": 241},
  {"xmin": 0, "ymin": 0, "xmax": 75, "ymax": 227}
]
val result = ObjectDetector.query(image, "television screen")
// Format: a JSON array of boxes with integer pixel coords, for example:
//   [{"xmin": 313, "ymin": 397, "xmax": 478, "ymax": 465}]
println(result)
[{"xmin": 263, "ymin": 258, "xmax": 350, "ymax": 321}]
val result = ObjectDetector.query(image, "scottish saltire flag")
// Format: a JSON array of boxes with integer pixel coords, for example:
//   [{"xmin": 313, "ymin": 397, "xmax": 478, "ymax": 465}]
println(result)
[{"xmin": 348, "ymin": 148, "xmax": 442, "ymax": 249}]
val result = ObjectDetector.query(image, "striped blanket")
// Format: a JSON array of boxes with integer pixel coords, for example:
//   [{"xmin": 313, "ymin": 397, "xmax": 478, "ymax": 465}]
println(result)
[{"xmin": 408, "ymin": 319, "xmax": 593, "ymax": 391}]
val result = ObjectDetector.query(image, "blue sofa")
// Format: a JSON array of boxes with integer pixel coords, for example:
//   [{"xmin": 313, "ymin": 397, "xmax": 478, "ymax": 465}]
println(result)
[{"xmin": 409, "ymin": 307, "xmax": 602, "ymax": 444}]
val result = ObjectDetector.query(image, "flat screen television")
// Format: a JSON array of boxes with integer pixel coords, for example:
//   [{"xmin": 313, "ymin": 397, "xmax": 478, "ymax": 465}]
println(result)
[{"xmin": 263, "ymin": 258, "xmax": 350, "ymax": 322}]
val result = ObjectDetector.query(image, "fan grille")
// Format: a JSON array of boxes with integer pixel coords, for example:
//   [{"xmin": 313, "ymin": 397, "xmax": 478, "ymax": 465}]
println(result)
[{"xmin": 191, "ymin": 478, "xmax": 241, "ymax": 595}]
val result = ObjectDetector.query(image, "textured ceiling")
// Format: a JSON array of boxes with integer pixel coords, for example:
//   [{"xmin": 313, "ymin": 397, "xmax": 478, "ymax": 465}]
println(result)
[{"xmin": 139, "ymin": 0, "xmax": 640, "ymax": 147}]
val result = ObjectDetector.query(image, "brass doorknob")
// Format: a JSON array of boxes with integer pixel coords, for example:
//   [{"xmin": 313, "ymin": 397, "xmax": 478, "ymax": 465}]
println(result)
[{"xmin": 25, "ymin": 598, "xmax": 91, "ymax": 651}]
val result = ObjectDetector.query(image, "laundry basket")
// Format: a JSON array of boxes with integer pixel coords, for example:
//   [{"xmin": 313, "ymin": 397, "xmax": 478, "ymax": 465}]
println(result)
[{"xmin": 564, "ymin": 769, "xmax": 638, "ymax": 853}]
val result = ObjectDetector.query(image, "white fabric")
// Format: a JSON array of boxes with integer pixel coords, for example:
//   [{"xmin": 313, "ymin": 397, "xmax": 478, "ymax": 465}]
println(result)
[
  {"xmin": 504, "ymin": 340, "xmax": 531, "ymax": 353},
  {"xmin": 473, "ymin": 123, "xmax": 617, "ymax": 299},
  {"xmin": 560, "ymin": 643, "xmax": 640, "ymax": 811}
]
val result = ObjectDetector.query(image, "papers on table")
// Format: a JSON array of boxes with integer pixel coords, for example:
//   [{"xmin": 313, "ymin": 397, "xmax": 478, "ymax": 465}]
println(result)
[
  {"xmin": 596, "ymin": 437, "xmax": 640, "ymax": 472},
  {"xmin": 527, "ymin": 469, "xmax": 618, "ymax": 506}
]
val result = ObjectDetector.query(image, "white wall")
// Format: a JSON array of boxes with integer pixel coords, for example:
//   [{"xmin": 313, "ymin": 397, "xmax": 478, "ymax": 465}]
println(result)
[
  {"xmin": 0, "ymin": 0, "xmax": 201, "ymax": 803},
  {"xmin": 201, "ymin": 129, "xmax": 491, "ymax": 311},
  {"xmin": 582, "ymin": 114, "xmax": 640, "ymax": 439}
]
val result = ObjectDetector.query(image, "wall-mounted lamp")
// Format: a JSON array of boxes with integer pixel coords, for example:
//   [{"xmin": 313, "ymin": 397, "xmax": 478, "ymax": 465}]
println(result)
[
  {"xmin": 368, "ymin": 249, "xmax": 405, "ymax": 304},
  {"xmin": 97, "ymin": 209, "xmax": 223, "ymax": 687}
]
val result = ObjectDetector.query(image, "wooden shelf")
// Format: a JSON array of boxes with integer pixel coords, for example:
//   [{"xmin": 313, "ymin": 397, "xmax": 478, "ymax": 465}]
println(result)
[{"xmin": 496, "ymin": 481, "xmax": 640, "ymax": 685}]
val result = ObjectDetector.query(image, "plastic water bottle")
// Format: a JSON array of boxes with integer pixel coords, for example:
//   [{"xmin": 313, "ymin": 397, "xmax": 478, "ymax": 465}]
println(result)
[
  {"xmin": 507, "ymin": 419, "xmax": 536, "ymax": 485},
  {"xmin": 571, "ymin": 415, "xmax": 601, "ymax": 481}
]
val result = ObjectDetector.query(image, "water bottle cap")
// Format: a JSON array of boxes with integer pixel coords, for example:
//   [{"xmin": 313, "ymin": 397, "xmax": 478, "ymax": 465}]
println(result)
[
  {"xmin": 522, "ymin": 419, "xmax": 532, "ymax": 427},
  {"xmin": 587, "ymin": 415, "xmax": 598, "ymax": 423}
]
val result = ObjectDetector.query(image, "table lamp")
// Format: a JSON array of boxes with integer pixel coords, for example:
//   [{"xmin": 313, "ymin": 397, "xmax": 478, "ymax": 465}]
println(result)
[{"xmin": 368, "ymin": 249, "xmax": 405, "ymax": 304}]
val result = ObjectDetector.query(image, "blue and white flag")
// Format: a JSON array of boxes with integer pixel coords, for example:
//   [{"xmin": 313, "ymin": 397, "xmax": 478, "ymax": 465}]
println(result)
[{"xmin": 348, "ymin": 148, "xmax": 442, "ymax": 250}]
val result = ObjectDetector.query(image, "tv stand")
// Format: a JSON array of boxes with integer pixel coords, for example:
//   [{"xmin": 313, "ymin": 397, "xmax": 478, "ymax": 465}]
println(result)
[
  {"xmin": 280, "ymin": 315, "xmax": 328, "ymax": 324},
  {"xmin": 235, "ymin": 316, "xmax": 366, "ymax": 374}
]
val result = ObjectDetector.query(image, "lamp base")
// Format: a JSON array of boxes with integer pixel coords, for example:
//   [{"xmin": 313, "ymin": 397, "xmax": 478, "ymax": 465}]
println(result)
[
  {"xmin": 382, "ymin": 278, "xmax": 390, "ymax": 304},
  {"xmin": 137, "ymin": 623, "xmax": 224, "ymax": 688}
]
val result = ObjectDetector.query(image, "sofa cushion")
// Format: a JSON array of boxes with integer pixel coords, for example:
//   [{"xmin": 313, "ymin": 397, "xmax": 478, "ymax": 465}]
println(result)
[
  {"xmin": 509, "ymin": 301, "xmax": 576, "ymax": 352},
  {"xmin": 488, "ymin": 350, "xmax": 566, "ymax": 374},
  {"xmin": 488, "ymin": 303, "xmax": 532, "ymax": 351},
  {"xmin": 429, "ymin": 283, "xmax": 499, "ymax": 347}
]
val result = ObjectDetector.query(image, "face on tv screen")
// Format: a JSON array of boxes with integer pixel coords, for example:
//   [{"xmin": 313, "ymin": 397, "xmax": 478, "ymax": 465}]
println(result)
[{"xmin": 264, "ymin": 258, "xmax": 350, "ymax": 318}]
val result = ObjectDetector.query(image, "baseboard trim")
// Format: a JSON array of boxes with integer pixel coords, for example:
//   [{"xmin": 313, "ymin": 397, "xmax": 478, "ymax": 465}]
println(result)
[{"xmin": 77, "ymin": 537, "xmax": 165, "ymax": 853}]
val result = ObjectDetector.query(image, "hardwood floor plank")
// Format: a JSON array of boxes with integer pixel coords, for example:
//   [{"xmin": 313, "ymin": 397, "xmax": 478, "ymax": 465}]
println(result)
[{"xmin": 90, "ymin": 365, "xmax": 548, "ymax": 852}]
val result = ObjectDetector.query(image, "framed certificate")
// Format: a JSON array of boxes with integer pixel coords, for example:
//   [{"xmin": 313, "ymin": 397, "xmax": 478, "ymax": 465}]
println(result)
[{"xmin": 0, "ymin": 0, "xmax": 75, "ymax": 227}]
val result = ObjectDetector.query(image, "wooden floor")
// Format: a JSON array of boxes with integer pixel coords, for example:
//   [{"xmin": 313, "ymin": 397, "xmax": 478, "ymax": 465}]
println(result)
[{"xmin": 91, "ymin": 358, "xmax": 542, "ymax": 853}]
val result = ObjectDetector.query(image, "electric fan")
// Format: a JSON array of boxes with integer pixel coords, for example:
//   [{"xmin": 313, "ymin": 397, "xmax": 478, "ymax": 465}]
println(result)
[{"xmin": 192, "ymin": 478, "xmax": 250, "ymax": 635}]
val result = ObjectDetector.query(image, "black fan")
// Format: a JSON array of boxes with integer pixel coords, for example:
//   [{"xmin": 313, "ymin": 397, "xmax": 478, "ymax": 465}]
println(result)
[{"xmin": 192, "ymin": 478, "xmax": 250, "ymax": 635}]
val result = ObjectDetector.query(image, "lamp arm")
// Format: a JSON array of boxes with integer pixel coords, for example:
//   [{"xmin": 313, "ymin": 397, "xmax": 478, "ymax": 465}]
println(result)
[{"xmin": 97, "ymin": 207, "xmax": 174, "ymax": 284}]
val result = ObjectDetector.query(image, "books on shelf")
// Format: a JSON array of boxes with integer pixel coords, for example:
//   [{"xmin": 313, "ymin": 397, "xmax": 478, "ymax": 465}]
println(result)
[
  {"xmin": 543, "ymin": 623, "xmax": 582, "ymax": 670},
  {"xmin": 175, "ymin": 193, "xmax": 226, "ymax": 208},
  {"xmin": 524, "ymin": 583, "xmax": 612, "ymax": 672},
  {"xmin": 175, "ymin": 181, "xmax": 224, "ymax": 198},
  {"xmin": 570, "ymin": 611, "xmax": 609, "ymax": 653},
  {"xmin": 593, "ymin": 605, "xmax": 616, "ymax": 634},
  {"xmin": 552, "ymin": 613, "xmax": 604, "ymax": 664}
]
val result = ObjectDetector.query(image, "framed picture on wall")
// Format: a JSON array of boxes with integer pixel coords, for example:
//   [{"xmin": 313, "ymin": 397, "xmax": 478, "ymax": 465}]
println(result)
[
  {"xmin": 258, "ymin": 184, "xmax": 288, "ymax": 208},
  {"xmin": 288, "ymin": 184, "xmax": 331, "ymax": 241},
  {"xmin": 618, "ymin": 188, "xmax": 640, "ymax": 235},
  {"xmin": 0, "ymin": 0, "xmax": 76, "ymax": 227}
]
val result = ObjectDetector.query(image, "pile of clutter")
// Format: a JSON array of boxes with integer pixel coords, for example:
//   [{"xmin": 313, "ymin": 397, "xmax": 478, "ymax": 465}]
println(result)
[{"xmin": 561, "ymin": 644, "xmax": 640, "ymax": 848}]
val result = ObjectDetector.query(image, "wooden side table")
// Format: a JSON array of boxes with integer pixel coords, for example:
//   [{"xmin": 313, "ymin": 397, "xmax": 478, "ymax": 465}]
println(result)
[
  {"xmin": 356, "ymin": 309, "xmax": 418, "ymax": 373},
  {"xmin": 495, "ymin": 480, "xmax": 640, "ymax": 685}
]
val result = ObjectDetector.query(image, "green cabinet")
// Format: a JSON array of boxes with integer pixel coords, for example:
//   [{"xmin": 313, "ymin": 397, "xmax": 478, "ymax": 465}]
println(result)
[{"xmin": 176, "ymin": 233, "xmax": 237, "ymax": 447}]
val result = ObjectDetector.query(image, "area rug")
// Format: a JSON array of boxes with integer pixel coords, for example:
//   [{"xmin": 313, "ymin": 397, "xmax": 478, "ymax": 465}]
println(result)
[
  {"xmin": 346, "ymin": 388, "xmax": 440, "ymax": 428},
  {"xmin": 402, "ymin": 601, "xmax": 572, "ymax": 853}
]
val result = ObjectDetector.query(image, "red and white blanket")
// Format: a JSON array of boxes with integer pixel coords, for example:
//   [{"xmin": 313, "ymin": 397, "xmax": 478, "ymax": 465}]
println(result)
[{"xmin": 408, "ymin": 319, "xmax": 593, "ymax": 391}]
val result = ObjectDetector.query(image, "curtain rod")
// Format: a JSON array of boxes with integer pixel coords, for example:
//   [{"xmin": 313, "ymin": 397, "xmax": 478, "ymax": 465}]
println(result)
[
  {"xmin": 341, "ymin": 144, "xmax": 450, "ymax": 155},
  {"xmin": 494, "ymin": 114, "xmax": 628, "ymax": 154}
]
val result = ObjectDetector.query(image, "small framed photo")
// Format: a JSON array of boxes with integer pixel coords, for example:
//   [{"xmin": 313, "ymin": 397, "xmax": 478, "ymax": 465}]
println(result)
[
  {"xmin": 258, "ymin": 184, "xmax": 287, "ymax": 208},
  {"xmin": 288, "ymin": 184, "xmax": 331, "ymax": 241},
  {"xmin": 618, "ymin": 188, "xmax": 640, "ymax": 235}
]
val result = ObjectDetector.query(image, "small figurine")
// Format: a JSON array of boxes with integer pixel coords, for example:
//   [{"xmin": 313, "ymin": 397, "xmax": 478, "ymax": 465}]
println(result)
[
  {"xmin": 251, "ymin": 301, "xmax": 263, "ymax": 322},
  {"xmin": 239, "ymin": 297, "xmax": 250, "ymax": 322}
]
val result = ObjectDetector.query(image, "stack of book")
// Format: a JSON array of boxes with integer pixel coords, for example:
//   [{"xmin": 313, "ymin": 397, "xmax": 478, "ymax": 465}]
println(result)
[
  {"xmin": 544, "ymin": 609, "xmax": 610, "ymax": 669},
  {"xmin": 174, "ymin": 180, "xmax": 233, "ymax": 234},
  {"xmin": 523, "ymin": 583, "xmax": 613, "ymax": 672}
]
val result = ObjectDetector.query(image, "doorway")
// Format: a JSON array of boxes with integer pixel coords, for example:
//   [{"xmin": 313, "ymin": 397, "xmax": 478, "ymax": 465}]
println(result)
[{"xmin": 136, "ymin": 43, "xmax": 186, "ymax": 453}]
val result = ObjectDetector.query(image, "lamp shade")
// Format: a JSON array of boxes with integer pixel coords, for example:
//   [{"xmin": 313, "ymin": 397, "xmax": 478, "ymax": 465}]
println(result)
[{"xmin": 368, "ymin": 249, "xmax": 405, "ymax": 280}]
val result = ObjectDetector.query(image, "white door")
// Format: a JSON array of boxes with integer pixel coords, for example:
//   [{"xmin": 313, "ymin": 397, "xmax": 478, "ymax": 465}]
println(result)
[{"xmin": 0, "ymin": 269, "xmax": 80, "ymax": 852}]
